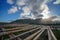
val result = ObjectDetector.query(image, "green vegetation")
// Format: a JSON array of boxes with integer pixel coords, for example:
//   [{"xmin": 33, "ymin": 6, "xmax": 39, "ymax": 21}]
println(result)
[
  {"xmin": 4, "ymin": 26, "xmax": 14, "ymax": 29},
  {"xmin": 52, "ymin": 30, "xmax": 60, "ymax": 40},
  {"xmin": 1, "ymin": 29, "xmax": 60, "ymax": 40},
  {"xmin": 2, "ymin": 35, "xmax": 10, "ymax": 40},
  {"xmin": 13, "ymin": 29, "xmax": 31, "ymax": 35}
]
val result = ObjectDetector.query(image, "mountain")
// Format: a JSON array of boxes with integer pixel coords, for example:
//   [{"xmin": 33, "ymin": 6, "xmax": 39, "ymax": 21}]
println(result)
[
  {"xmin": 10, "ymin": 18, "xmax": 60, "ymax": 25},
  {"xmin": 0, "ymin": 18, "xmax": 60, "ymax": 25},
  {"xmin": 10, "ymin": 19, "xmax": 41, "ymax": 25}
]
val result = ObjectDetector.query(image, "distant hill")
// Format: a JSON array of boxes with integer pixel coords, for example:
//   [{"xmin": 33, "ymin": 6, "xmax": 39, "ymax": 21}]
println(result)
[
  {"xmin": 0, "ymin": 19, "xmax": 60, "ymax": 25},
  {"xmin": 0, "ymin": 22, "xmax": 9, "ymax": 26},
  {"xmin": 11, "ymin": 19, "xmax": 60, "ymax": 25},
  {"xmin": 11, "ymin": 19, "xmax": 41, "ymax": 25}
]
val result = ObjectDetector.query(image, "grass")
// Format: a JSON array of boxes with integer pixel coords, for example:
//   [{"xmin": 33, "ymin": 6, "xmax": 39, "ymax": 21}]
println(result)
[
  {"xmin": 4, "ymin": 26, "xmax": 14, "ymax": 29},
  {"xmin": 1, "ymin": 30, "xmax": 60, "ymax": 40},
  {"xmin": 13, "ymin": 29, "xmax": 32, "ymax": 35},
  {"xmin": 52, "ymin": 30, "xmax": 60, "ymax": 40},
  {"xmin": 2, "ymin": 35, "xmax": 10, "ymax": 40}
]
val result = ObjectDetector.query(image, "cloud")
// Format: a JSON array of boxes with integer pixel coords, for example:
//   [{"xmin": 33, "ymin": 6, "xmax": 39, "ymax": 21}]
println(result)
[
  {"xmin": 53, "ymin": 16, "xmax": 60, "ymax": 21},
  {"xmin": 16, "ymin": 0, "xmax": 25, "ymax": 6},
  {"xmin": 22, "ymin": 0, "xmax": 51, "ymax": 19},
  {"xmin": 19, "ymin": 6, "xmax": 36, "ymax": 19},
  {"xmin": 41, "ymin": 4, "xmax": 51, "ymax": 19},
  {"xmin": 53, "ymin": 0, "xmax": 60, "ymax": 4},
  {"xmin": 7, "ymin": 0, "xmax": 54, "ymax": 20},
  {"xmin": 20, "ymin": 6, "xmax": 32, "ymax": 19},
  {"xmin": 7, "ymin": 0, "xmax": 14, "ymax": 4},
  {"xmin": 8, "ymin": 6, "xmax": 18, "ymax": 14}
]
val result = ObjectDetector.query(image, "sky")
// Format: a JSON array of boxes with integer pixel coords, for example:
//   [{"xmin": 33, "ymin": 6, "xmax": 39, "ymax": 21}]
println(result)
[{"xmin": 0, "ymin": 0, "xmax": 60, "ymax": 22}]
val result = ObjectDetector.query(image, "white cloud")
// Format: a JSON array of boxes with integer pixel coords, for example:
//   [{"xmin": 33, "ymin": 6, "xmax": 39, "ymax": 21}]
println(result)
[
  {"xmin": 22, "ymin": 6, "xmax": 31, "ymax": 14},
  {"xmin": 53, "ymin": 0, "xmax": 60, "ymax": 4},
  {"xmin": 20, "ymin": 6, "xmax": 36, "ymax": 19},
  {"xmin": 16, "ymin": 0, "xmax": 25, "ymax": 6},
  {"xmin": 22, "ymin": 0, "xmax": 52, "ymax": 19},
  {"xmin": 41, "ymin": 4, "xmax": 51, "ymax": 19},
  {"xmin": 53, "ymin": 16, "xmax": 60, "ymax": 21},
  {"xmin": 7, "ymin": 0, "xmax": 55, "ymax": 19},
  {"xmin": 7, "ymin": 0, "xmax": 14, "ymax": 4},
  {"xmin": 20, "ymin": 6, "xmax": 31, "ymax": 19},
  {"xmin": 8, "ymin": 6, "xmax": 18, "ymax": 14}
]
